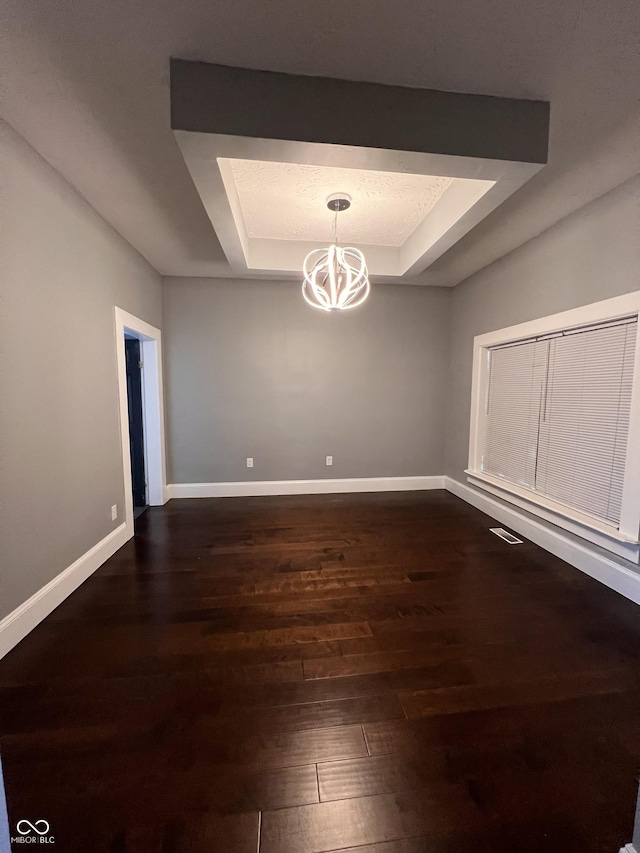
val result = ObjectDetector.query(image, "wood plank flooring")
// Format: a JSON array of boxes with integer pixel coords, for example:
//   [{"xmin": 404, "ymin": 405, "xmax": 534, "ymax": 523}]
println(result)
[{"xmin": 1, "ymin": 491, "xmax": 639, "ymax": 852}]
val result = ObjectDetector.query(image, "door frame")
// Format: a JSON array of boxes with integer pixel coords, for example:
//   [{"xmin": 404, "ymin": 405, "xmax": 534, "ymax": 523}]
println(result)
[{"xmin": 115, "ymin": 307, "xmax": 168, "ymax": 538}]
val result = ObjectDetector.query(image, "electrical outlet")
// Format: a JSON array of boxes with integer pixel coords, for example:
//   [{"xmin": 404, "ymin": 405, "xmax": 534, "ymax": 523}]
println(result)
[
  {"xmin": 326, "ymin": 455, "xmax": 333, "ymax": 466},
  {"xmin": 111, "ymin": 505, "xmax": 118, "ymax": 521},
  {"xmin": 246, "ymin": 457, "xmax": 254, "ymax": 468}
]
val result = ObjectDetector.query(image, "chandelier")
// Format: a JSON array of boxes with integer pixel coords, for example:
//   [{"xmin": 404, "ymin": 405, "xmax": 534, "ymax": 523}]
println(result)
[{"xmin": 302, "ymin": 194, "xmax": 370, "ymax": 312}]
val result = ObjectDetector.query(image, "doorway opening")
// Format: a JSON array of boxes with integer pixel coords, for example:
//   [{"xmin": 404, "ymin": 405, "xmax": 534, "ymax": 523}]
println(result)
[
  {"xmin": 125, "ymin": 336, "xmax": 147, "ymax": 519},
  {"xmin": 115, "ymin": 308, "xmax": 167, "ymax": 540}
]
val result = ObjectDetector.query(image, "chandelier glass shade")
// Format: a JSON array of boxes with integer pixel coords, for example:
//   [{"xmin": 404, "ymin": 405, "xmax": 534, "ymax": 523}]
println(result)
[{"xmin": 302, "ymin": 195, "xmax": 370, "ymax": 312}]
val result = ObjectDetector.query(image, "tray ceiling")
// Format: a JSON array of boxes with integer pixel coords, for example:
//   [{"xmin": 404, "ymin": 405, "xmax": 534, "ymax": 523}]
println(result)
[
  {"xmin": 225, "ymin": 159, "xmax": 454, "ymax": 246},
  {"xmin": 3, "ymin": 1, "xmax": 638, "ymax": 283},
  {"xmin": 173, "ymin": 62, "xmax": 549, "ymax": 282}
]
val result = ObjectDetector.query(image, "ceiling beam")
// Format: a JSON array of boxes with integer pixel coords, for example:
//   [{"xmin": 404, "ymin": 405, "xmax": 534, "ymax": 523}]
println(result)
[{"xmin": 170, "ymin": 59, "xmax": 549, "ymax": 165}]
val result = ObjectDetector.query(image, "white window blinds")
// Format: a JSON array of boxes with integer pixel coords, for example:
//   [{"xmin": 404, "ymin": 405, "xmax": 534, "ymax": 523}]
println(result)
[
  {"xmin": 481, "ymin": 317, "xmax": 638, "ymax": 527},
  {"xmin": 483, "ymin": 340, "xmax": 547, "ymax": 489}
]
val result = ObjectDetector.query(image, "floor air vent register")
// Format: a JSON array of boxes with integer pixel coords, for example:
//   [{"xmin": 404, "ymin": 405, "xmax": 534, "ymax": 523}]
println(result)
[{"xmin": 489, "ymin": 527, "xmax": 523, "ymax": 544}]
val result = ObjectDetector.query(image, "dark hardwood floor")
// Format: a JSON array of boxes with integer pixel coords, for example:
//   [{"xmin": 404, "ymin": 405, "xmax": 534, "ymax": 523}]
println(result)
[{"xmin": 1, "ymin": 491, "xmax": 639, "ymax": 852}]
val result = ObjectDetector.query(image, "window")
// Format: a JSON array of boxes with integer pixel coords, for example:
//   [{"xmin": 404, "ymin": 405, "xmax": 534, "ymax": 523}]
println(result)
[{"xmin": 467, "ymin": 292, "xmax": 640, "ymax": 561}]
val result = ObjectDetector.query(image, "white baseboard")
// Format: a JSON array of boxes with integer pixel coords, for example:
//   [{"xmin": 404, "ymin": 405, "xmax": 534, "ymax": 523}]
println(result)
[
  {"xmin": 0, "ymin": 523, "xmax": 130, "ymax": 660},
  {"xmin": 445, "ymin": 477, "xmax": 640, "ymax": 606},
  {"xmin": 168, "ymin": 475, "xmax": 445, "ymax": 499}
]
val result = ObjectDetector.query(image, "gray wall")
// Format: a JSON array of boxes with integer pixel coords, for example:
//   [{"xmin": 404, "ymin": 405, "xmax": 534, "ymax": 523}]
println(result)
[
  {"xmin": 0, "ymin": 121, "xmax": 162, "ymax": 620},
  {"xmin": 163, "ymin": 277, "xmax": 451, "ymax": 484},
  {"xmin": 445, "ymin": 174, "xmax": 640, "ymax": 481}
]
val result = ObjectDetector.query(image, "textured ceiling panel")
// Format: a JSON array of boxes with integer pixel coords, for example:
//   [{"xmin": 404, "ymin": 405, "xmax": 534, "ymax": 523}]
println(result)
[{"xmin": 225, "ymin": 159, "xmax": 454, "ymax": 246}]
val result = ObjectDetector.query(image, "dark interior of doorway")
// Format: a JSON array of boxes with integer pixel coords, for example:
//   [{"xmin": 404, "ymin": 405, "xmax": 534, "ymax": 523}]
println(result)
[{"xmin": 124, "ymin": 336, "xmax": 147, "ymax": 520}]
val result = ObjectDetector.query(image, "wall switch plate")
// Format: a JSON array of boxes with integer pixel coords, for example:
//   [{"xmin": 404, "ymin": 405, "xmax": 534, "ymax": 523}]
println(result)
[
  {"xmin": 111, "ymin": 505, "xmax": 118, "ymax": 521},
  {"xmin": 326, "ymin": 456, "xmax": 333, "ymax": 466},
  {"xmin": 246, "ymin": 457, "xmax": 254, "ymax": 468}
]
